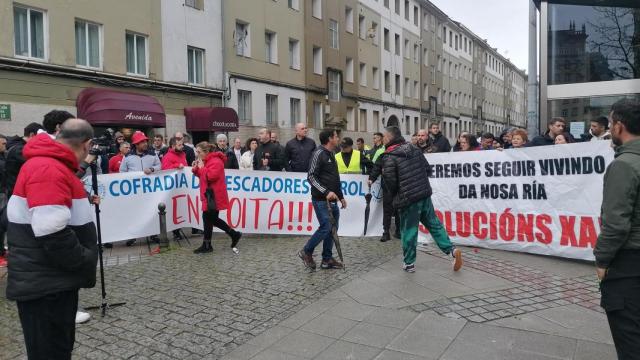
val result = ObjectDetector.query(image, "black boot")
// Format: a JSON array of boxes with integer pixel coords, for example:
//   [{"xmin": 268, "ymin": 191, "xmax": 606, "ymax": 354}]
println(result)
[
  {"xmin": 379, "ymin": 232, "xmax": 391, "ymax": 242},
  {"xmin": 193, "ymin": 240, "xmax": 212, "ymax": 254},
  {"xmin": 230, "ymin": 230, "xmax": 242, "ymax": 248}
]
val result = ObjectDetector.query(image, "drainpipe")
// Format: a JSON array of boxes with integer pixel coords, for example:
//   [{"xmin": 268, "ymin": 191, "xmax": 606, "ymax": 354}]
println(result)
[
  {"xmin": 221, "ymin": 0, "xmax": 227, "ymax": 106},
  {"xmin": 527, "ymin": 0, "xmax": 539, "ymax": 136}
]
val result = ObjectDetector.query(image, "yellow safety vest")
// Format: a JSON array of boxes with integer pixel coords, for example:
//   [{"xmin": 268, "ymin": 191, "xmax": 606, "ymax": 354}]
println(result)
[{"xmin": 336, "ymin": 150, "xmax": 362, "ymax": 174}]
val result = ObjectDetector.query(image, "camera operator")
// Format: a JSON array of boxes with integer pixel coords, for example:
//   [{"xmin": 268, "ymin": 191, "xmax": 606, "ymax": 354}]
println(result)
[{"xmin": 6, "ymin": 119, "xmax": 98, "ymax": 360}]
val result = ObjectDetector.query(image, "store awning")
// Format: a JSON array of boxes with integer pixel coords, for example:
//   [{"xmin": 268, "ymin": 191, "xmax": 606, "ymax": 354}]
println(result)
[
  {"xmin": 184, "ymin": 107, "xmax": 239, "ymax": 132},
  {"xmin": 76, "ymin": 88, "xmax": 166, "ymax": 128}
]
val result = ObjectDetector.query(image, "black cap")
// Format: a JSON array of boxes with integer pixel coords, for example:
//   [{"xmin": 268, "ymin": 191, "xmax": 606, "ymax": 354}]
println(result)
[{"xmin": 341, "ymin": 137, "xmax": 354, "ymax": 147}]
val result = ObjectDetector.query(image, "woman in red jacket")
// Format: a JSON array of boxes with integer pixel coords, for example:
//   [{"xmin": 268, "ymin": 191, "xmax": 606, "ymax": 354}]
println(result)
[{"xmin": 192, "ymin": 142, "xmax": 241, "ymax": 254}]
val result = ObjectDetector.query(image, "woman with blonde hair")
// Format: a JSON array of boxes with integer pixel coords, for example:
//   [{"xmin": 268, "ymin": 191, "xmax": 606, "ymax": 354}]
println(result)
[{"xmin": 192, "ymin": 142, "xmax": 241, "ymax": 254}]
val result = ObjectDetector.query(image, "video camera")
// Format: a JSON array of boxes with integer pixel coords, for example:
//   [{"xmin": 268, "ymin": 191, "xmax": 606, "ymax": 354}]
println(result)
[{"xmin": 90, "ymin": 128, "xmax": 115, "ymax": 156}]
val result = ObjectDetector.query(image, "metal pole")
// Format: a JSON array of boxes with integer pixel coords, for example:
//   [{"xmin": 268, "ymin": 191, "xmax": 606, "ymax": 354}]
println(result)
[
  {"xmin": 527, "ymin": 0, "xmax": 539, "ymax": 136},
  {"xmin": 158, "ymin": 202, "xmax": 169, "ymax": 251}
]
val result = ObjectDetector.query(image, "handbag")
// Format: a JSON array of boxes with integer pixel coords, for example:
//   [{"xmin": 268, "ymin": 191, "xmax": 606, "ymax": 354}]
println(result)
[{"xmin": 204, "ymin": 172, "xmax": 217, "ymax": 212}]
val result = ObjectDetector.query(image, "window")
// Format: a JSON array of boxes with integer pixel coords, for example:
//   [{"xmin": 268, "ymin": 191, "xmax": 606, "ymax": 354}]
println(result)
[
  {"xmin": 384, "ymin": 0, "xmax": 389, "ymax": 9},
  {"xmin": 328, "ymin": 71, "xmax": 341, "ymax": 101},
  {"xmin": 394, "ymin": 34, "xmax": 400, "ymax": 56},
  {"xmin": 373, "ymin": 110, "xmax": 380, "ymax": 131},
  {"xmin": 404, "ymin": 39, "xmax": 410, "ymax": 59},
  {"xmin": 235, "ymin": 21, "xmax": 250, "ymax": 57},
  {"xmin": 345, "ymin": 7, "xmax": 353, "ymax": 33},
  {"xmin": 288, "ymin": 0, "xmax": 299, "ymax": 10},
  {"xmin": 359, "ymin": 109, "xmax": 367, "ymax": 132},
  {"xmin": 423, "ymin": 13, "xmax": 429, "ymax": 30},
  {"xmin": 371, "ymin": 22, "xmax": 379, "ymax": 46},
  {"xmin": 346, "ymin": 57, "xmax": 354, "ymax": 83},
  {"xmin": 423, "ymin": 84, "xmax": 429, "ymax": 101},
  {"xmin": 404, "ymin": 77, "xmax": 410, "ymax": 97},
  {"xmin": 358, "ymin": 15, "xmax": 366, "ymax": 39},
  {"xmin": 313, "ymin": 46, "xmax": 322, "ymax": 74},
  {"xmin": 126, "ymin": 32, "xmax": 147, "ymax": 76},
  {"xmin": 395, "ymin": 0, "xmax": 400, "ymax": 15},
  {"xmin": 346, "ymin": 107, "xmax": 355, "ymax": 131},
  {"xmin": 384, "ymin": 71, "xmax": 390, "ymax": 93},
  {"xmin": 414, "ymin": 81, "xmax": 419, "ymax": 99},
  {"xmin": 75, "ymin": 20, "xmax": 101, "ymax": 68},
  {"xmin": 312, "ymin": 0, "xmax": 322, "ymax": 19},
  {"xmin": 237, "ymin": 90, "xmax": 252, "ymax": 124},
  {"xmin": 313, "ymin": 101, "xmax": 323, "ymax": 128},
  {"xmin": 290, "ymin": 98, "xmax": 300, "ymax": 126},
  {"xmin": 329, "ymin": 19, "xmax": 339, "ymax": 49},
  {"xmin": 413, "ymin": 44, "xmax": 419, "ymax": 63},
  {"xmin": 423, "ymin": 48, "xmax": 428, "ymax": 66},
  {"xmin": 383, "ymin": 28, "xmax": 390, "ymax": 51},
  {"xmin": 289, "ymin": 39, "xmax": 300, "ymax": 70},
  {"xmin": 359, "ymin": 63, "xmax": 367, "ymax": 86},
  {"xmin": 449, "ymin": 31, "xmax": 452, "ymax": 47},
  {"xmin": 414, "ymin": 6, "xmax": 419, "ymax": 26},
  {"xmin": 373, "ymin": 67, "xmax": 380, "ymax": 89},
  {"xmin": 437, "ymin": 55, "xmax": 441, "ymax": 71},
  {"xmin": 454, "ymin": 35, "xmax": 458, "ymax": 50},
  {"xmin": 404, "ymin": 1, "xmax": 409, "ymax": 20},
  {"xmin": 265, "ymin": 31, "xmax": 277, "ymax": 64},
  {"xmin": 13, "ymin": 6, "xmax": 45, "ymax": 59},
  {"xmin": 431, "ymin": 66, "xmax": 436, "ymax": 84},
  {"xmin": 185, "ymin": 0, "xmax": 203, "ymax": 9},
  {"xmin": 266, "ymin": 94, "xmax": 278, "ymax": 126},
  {"xmin": 187, "ymin": 47, "xmax": 204, "ymax": 85},
  {"xmin": 395, "ymin": 74, "xmax": 401, "ymax": 95}
]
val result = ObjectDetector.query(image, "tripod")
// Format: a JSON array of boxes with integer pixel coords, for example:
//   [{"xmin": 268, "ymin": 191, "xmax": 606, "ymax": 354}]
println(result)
[{"xmin": 84, "ymin": 162, "xmax": 126, "ymax": 317}]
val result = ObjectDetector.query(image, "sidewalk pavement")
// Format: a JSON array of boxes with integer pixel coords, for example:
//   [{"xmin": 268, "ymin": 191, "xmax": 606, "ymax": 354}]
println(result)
[
  {"xmin": 223, "ymin": 246, "xmax": 615, "ymax": 360},
  {"xmin": 0, "ymin": 236, "xmax": 615, "ymax": 359}
]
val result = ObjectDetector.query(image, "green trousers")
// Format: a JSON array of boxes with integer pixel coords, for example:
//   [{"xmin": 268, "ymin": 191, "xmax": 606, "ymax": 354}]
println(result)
[{"xmin": 399, "ymin": 197, "xmax": 453, "ymax": 265}]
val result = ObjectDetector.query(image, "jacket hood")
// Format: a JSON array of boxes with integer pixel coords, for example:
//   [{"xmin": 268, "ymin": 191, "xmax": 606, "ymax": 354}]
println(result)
[
  {"xmin": 387, "ymin": 143, "xmax": 420, "ymax": 159},
  {"xmin": 205, "ymin": 151, "xmax": 227, "ymax": 164},
  {"xmin": 22, "ymin": 133, "xmax": 79, "ymax": 171},
  {"xmin": 7, "ymin": 135, "xmax": 25, "ymax": 149},
  {"xmin": 616, "ymin": 138, "xmax": 640, "ymax": 157}
]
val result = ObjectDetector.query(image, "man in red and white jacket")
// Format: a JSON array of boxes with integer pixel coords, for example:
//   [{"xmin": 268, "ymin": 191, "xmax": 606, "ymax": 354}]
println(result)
[{"xmin": 7, "ymin": 119, "xmax": 98, "ymax": 360}]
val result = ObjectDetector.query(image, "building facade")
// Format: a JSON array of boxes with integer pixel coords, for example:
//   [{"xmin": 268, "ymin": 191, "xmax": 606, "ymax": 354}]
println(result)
[
  {"xmin": 535, "ymin": 0, "xmax": 639, "ymax": 136},
  {"xmin": 0, "ymin": 0, "xmax": 224, "ymax": 139}
]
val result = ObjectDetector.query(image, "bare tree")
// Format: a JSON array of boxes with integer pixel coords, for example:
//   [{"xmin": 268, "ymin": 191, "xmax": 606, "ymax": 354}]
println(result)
[{"xmin": 588, "ymin": 7, "xmax": 639, "ymax": 79}]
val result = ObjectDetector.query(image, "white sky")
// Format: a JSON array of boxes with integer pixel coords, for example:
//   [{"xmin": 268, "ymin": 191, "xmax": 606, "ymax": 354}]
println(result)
[{"xmin": 429, "ymin": 0, "xmax": 530, "ymax": 72}]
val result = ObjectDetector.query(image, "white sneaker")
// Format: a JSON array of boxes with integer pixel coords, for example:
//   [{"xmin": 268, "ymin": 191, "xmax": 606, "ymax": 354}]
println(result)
[{"xmin": 75, "ymin": 311, "xmax": 91, "ymax": 324}]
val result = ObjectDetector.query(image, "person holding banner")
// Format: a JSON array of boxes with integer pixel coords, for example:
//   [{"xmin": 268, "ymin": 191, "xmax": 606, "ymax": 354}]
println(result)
[
  {"xmin": 298, "ymin": 129, "xmax": 345, "ymax": 270},
  {"xmin": 162, "ymin": 137, "xmax": 188, "ymax": 241},
  {"xmin": 192, "ymin": 142, "xmax": 242, "ymax": 254},
  {"xmin": 381, "ymin": 126, "xmax": 463, "ymax": 273},
  {"xmin": 594, "ymin": 98, "xmax": 640, "ymax": 359}
]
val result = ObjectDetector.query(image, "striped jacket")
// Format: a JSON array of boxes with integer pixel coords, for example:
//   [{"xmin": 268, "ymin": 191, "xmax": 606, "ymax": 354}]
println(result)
[{"xmin": 7, "ymin": 133, "xmax": 98, "ymax": 301}]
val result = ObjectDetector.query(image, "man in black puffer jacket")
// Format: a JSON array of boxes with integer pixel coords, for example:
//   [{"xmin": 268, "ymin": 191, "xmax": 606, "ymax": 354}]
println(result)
[{"xmin": 381, "ymin": 126, "xmax": 463, "ymax": 273}]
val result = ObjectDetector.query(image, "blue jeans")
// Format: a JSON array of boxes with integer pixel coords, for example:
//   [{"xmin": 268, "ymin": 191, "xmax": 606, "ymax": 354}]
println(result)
[{"xmin": 304, "ymin": 200, "xmax": 340, "ymax": 261}]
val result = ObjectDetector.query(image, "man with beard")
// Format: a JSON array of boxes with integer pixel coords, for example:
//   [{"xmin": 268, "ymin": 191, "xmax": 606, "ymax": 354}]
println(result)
[
  {"xmin": 416, "ymin": 129, "xmax": 437, "ymax": 154},
  {"xmin": 594, "ymin": 99, "xmax": 640, "ymax": 359},
  {"xmin": 428, "ymin": 123, "xmax": 451, "ymax": 153},
  {"xmin": 119, "ymin": 131, "xmax": 161, "ymax": 246},
  {"xmin": 530, "ymin": 117, "xmax": 571, "ymax": 146},
  {"xmin": 254, "ymin": 128, "xmax": 285, "ymax": 171},
  {"xmin": 582, "ymin": 116, "xmax": 611, "ymax": 142}
]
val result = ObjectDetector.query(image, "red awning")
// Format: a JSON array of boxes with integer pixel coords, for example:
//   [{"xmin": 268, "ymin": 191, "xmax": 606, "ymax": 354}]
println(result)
[
  {"xmin": 76, "ymin": 88, "xmax": 166, "ymax": 128},
  {"xmin": 184, "ymin": 107, "xmax": 239, "ymax": 132}
]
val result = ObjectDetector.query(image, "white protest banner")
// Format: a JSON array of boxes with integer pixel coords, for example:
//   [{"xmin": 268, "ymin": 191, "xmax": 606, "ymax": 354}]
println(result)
[
  {"xmin": 420, "ymin": 141, "xmax": 615, "ymax": 261},
  {"xmin": 85, "ymin": 170, "xmax": 384, "ymax": 243}
]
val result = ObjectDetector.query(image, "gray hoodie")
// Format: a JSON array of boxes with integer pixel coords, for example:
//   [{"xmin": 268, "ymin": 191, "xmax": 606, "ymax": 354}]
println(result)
[{"xmin": 119, "ymin": 151, "xmax": 161, "ymax": 173}]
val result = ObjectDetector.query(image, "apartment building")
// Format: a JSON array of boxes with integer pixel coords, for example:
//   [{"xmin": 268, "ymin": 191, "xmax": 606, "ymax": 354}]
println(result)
[
  {"xmin": 0, "ymin": 0, "xmax": 224, "ymax": 138},
  {"xmin": 223, "ymin": 0, "xmax": 307, "ymax": 141}
]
